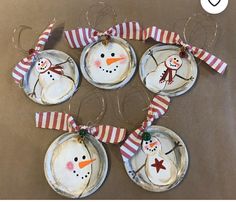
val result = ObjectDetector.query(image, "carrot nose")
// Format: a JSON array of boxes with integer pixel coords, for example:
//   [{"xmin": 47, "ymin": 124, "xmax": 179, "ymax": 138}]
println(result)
[
  {"xmin": 173, "ymin": 60, "xmax": 179, "ymax": 66},
  {"xmin": 78, "ymin": 159, "xmax": 96, "ymax": 169},
  {"xmin": 106, "ymin": 57, "xmax": 124, "ymax": 65},
  {"xmin": 149, "ymin": 141, "xmax": 157, "ymax": 148}
]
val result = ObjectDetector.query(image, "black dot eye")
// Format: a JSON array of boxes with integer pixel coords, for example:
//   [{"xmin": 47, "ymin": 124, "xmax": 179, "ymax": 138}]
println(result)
[
  {"xmin": 41, "ymin": 61, "xmax": 44, "ymax": 63},
  {"xmin": 111, "ymin": 53, "xmax": 115, "ymax": 57},
  {"xmin": 146, "ymin": 142, "xmax": 148, "ymax": 144},
  {"xmin": 101, "ymin": 53, "xmax": 105, "ymax": 58},
  {"xmin": 177, "ymin": 60, "xmax": 179, "ymax": 62},
  {"xmin": 174, "ymin": 58, "xmax": 176, "ymax": 60},
  {"xmin": 82, "ymin": 155, "xmax": 86, "ymax": 160},
  {"xmin": 150, "ymin": 140, "xmax": 152, "ymax": 143},
  {"xmin": 38, "ymin": 63, "xmax": 40, "ymax": 66},
  {"xmin": 74, "ymin": 157, "xmax": 78, "ymax": 162}
]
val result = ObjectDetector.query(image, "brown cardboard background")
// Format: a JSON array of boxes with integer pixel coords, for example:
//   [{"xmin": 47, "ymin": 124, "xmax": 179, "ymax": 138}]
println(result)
[{"xmin": 0, "ymin": 0, "xmax": 235, "ymax": 199}]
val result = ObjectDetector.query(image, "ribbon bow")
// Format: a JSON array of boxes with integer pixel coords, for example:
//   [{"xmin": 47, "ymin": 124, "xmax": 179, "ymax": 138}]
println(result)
[
  {"xmin": 64, "ymin": 21, "xmax": 142, "ymax": 48},
  {"xmin": 12, "ymin": 20, "xmax": 55, "ymax": 84},
  {"xmin": 120, "ymin": 95, "xmax": 170, "ymax": 162},
  {"xmin": 35, "ymin": 112, "xmax": 126, "ymax": 144},
  {"xmin": 143, "ymin": 26, "xmax": 227, "ymax": 74}
]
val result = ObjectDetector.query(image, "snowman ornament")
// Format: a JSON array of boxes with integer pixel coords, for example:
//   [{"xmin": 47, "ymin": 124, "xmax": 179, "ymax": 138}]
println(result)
[
  {"xmin": 29, "ymin": 56, "xmax": 75, "ymax": 104},
  {"xmin": 132, "ymin": 132, "xmax": 182, "ymax": 186},
  {"xmin": 52, "ymin": 136, "xmax": 96, "ymax": 197},
  {"xmin": 141, "ymin": 134, "xmax": 178, "ymax": 186},
  {"xmin": 145, "ymin": 51, "xmax": 194, "ymax": 94},
  {"xmin": 80, "ymin": 37, "xmax": 137, "ymax": 89}
]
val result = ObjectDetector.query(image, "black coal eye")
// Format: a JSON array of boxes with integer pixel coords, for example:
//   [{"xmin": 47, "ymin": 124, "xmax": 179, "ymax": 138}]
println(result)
[
  {"xmin": 174, "ymin": 58, "xmax": 176, "ymax": 60},
  {"xmin": 111, "ymin": 53, "xmax": 115, "ymax": 57},
  {"xmin": 177, "ymin": 60, "xmax": 179, "ymax": 62},
  {"xmin": 150, "ymin": 140, "xmax": 152, "ymax": 143},
  {"xmin": 41, "ymin": 61, "xmax": 43, "ymax": 63},
  {"xmin": 146, "ymin": 142, "xmax": 148, "ymax": 144},
  {"xmin": 101, "ymin": 53, "xmax": 105, "ymax": 58},
  {"xmin": 38, "ymin": 63, "xmax": 40, "ymax": 65},
  {"xmin": 82, "ymin": 155, "xmax": 86, "ymax": 160},
  {"xmin": 74, "ymin": 157, "xmax": 78, "ymax": 162}
]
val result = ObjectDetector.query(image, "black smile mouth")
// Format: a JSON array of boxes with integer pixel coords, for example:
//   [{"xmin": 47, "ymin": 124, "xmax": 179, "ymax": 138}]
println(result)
[{"xmin": 99, "ymin": 65, "xmax": 119, "ymax": 73}]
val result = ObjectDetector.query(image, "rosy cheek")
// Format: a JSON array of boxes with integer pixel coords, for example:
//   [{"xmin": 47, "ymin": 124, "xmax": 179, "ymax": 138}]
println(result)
[
  {"xmin": 66, "ymin": 161, "xmax": 74, "ymax": 170},
  {"xmin": 144, "ymin": 145, "xmax": 149, "ymax": 149},
  {"xmin": 94, "ymin": 60, "xmax": 101, "ymax": 68}
]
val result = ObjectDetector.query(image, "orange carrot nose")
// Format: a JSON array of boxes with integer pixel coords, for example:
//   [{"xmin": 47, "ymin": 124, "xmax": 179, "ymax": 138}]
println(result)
[
  {"xmin": 106, "ymin": 57, "xmax": 124, "ymax": 65},
  {"xmin": 79, "ymin": 159, "xmax": 96, "ymax": 169},
  {"xmin": 173, "ymin": 60, "xmax": 179, "ymax": 66},
  {"xmin": 149, "ymin": 141, "xmax": 157, "ymax": 148}
]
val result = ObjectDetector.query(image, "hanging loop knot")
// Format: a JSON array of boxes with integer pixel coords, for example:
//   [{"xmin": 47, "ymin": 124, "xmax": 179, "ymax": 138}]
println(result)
[
  {"xmin": 28, "ymin": 48, "xmax": 35, "ymax": 55},
  {"xmin": 179, "ymin": 46, "xmax": 188, "ymax": 58},
  {"xmin": 101, "ymin": 34, "xmax": 111, "ymax": 45}
]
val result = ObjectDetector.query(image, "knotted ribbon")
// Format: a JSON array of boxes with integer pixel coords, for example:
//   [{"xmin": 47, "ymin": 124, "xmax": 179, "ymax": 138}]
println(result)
[
  {"xmin": 12, "ymin": 20, "xmax": 55, "ymax": 84},
  {"xmin": 143, "ymin": 26, "xmax": 227, "ymax": 74},
  {"xmin": 120, "ymin": 95, "xmax": 170, "ymax": 162},
  {"xmin": 35, "ymin": 112, "xmax": 126, "ymax": 144},
  {"xmin": 64, "ymin": 21, "xmax": 142, "ymax": 48}
]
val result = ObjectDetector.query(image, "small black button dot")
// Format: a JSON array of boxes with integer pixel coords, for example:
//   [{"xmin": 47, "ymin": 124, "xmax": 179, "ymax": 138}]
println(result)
[
  {"xmin": 109, "ymin": 71, "xmax": 112, "ymax": 73},
  {"xmin": 85, "ymin": 175, "xmax": 87, "ymax": 178},
  {"xmin": 116, "ymin": 66, "xmax": 118, "ymax": 68},
  {"xmin": 52, "ymin": 78, "xmax": 54, "ymax": 80},
  {"xmin": 76, "ymin": 174, "xmax": 79, "ymax": 176},
  {"xmin": 82, "ymin": 177, "xmax": 83, "ymax": 179},
  {"xmin": 73, "ymin": 170, "xmax": 76, "ymax": 173},
  {"xmin": 87, "ymin": 172, "xmax": 90, "ymax": 174},
  {"xmin": 106, "ymin": 70, "xmax": 108, "ymax": 73},
  {"xmin": 47, "ymin": 72, "xmax": 50, "ymax": 74},
  {"xmin": 114, "ymin": 69, "xmax": 116, "ymax": 71},
  {"xmin": 102, "ymin": 69, "xmax": 104, "ymax": 71},
  {"xmin": 50, "ymin": 75, "xmax": 52, "ymax": 77},
  {"xmin": 99, "ymin": 66, "xmax": 101, "ymax": 69}
]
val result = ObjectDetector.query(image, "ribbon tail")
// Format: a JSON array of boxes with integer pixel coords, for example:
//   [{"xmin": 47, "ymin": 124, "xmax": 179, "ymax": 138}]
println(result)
[
  {"xmin": 91, "ymin": 125, "xmax": 126, "ymax": 144},
  {"xmin": 35, "ymin": 112, "xmax": 78, "ymax": 132},
  {"xmin": 120, "ymin": 95, "xmax": 170, "ymax": 162},
  {"xmin": 35, "ymin": 19, "xmax": 56, "ymax": 51},
  {"xmin": 12, "ymin": 56, "xmax": 34, "ymax": 84},
  {"xmin": 64, "ymin": 28, "xmax": 99, "ymax": 48},
  {"xmin": 191, "ymin": 46, "xmax": 227, "ymax": 74},
  {"xmin": 120, "ymin": 128, "xmax": 143, "ymax": 162},
  {"xmin": 107, "ymin": 21, "xmax": 143, "ymax": 40}
]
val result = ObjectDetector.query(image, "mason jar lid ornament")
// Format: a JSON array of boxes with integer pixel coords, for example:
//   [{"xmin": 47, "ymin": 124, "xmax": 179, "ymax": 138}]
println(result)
[
  {"xmin": 64, "ymin": 22, "xmax": 142, "ymax": 89},
  {"xmin": 35, "ymin": 112, "xmax": 126, "ymax": 198},
  {"xmin": 12, "ymin": 20, "xmax": 79, "ymax": 105},
  {"xmin": 120, "ymin": 95, "xmax": 189, "ymax": 192},
  {"xmin": 140, "ymin": 26, "xmax": 227, "ymax": 97}
]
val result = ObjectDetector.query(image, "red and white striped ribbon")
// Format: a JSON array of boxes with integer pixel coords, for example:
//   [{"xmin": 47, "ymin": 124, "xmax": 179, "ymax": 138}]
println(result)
[
  {"xmin": 64, "ymin": 21, "xmax": 142, "ymax": 48},
  {"xmin": 12, "ymin": 20, "xmax": 55, "ymax": 84},
  {"xmin": 143, "ymin": 26, "xmax": 227, "ymax": 74},
  {"xmin": 120, "ymin": 95, "xmax": 170, "ymax": 162},
  {"xmin": 35, "ymin": 112, "xmax": 126, "ymax": 144}
]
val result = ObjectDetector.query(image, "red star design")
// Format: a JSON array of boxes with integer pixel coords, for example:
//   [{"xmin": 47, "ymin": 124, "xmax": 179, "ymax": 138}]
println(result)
[{"xmin": 151, "ymin": 158, "xmax": 166, "ymax": 173}]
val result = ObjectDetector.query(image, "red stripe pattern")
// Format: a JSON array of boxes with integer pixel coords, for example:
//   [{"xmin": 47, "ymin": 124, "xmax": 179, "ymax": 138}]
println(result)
[
  {"xmin": 120, "ymin": 95, "xmax": 170, "ymax": 162},
  {"xmin": 143, "ymin": 26, "xmax": 227, "ymax": 74},
  {"xmin": 35, "ymin": 112, "xmax": 126, "ymax": 144},
  {"xmin": 12, "ymin": 20, "xmax": 55, "ymax": 84},
  {"xmin": 64, "ymin": 21, "xmax": 143, "ymax": 48}
]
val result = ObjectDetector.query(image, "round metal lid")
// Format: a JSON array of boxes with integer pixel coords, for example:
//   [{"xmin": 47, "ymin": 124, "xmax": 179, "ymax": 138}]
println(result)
[
  {"xmin": 23, "ymin": 50, "xmax": 79, "ymax": 105},
  {"xmin": 124, "ymin": 125, "xmax": 189, "ymax": 192},
  {"xmin": 44, "ymin": 133, "xmax": 108, "ymax": 198},
  {"xmin": 80, "ymin": 37, "xmax": 137, "ymax": 90},
  {"xmin": 139, "ymin": 44, "xmax": 198, "ymax": 97}
]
